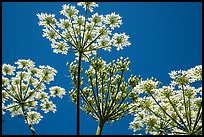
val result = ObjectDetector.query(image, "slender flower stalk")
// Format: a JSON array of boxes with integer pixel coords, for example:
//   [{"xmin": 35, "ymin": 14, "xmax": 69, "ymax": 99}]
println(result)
[
  {"xmin": 21, "ymin": 105, "xmax": 36, "ymax": 135},
  {"xmin": 2, "ymin": 59, "xmax": 66, "ymax": 135},
  {"xmin": 37, "ymin": 2, "xmax": 131, "ymax": 135},
  {"xmin": 96, "ymin": 120, "xmax": 106, "ymax": 135},
  {"xmin": 129, "ymin": 65, "xmax": 202, "ymax": 135},
  {"xmin": 68, "ymin": 56, "xmax": 141, "ymax": 135}
]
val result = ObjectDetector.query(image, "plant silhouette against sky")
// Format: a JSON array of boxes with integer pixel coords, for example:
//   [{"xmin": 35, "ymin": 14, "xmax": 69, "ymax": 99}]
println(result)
[
  {"xmin": 129, "ymin": 65, "xmax": 202, "ymax": 135},
  {"xmin": 2, "ymin": 2, "xmax": 202, "ymax": 135},
  {"xmin": 2, "ymin": 59, "xmax": 66, "ymax": 135},
  {"xmin": 68, "ymin": 56, "xmax": 141, "ymax": 134},
  {"xmin": 37, "ymin": 2, "xmax": 130, "ymax": 135}
]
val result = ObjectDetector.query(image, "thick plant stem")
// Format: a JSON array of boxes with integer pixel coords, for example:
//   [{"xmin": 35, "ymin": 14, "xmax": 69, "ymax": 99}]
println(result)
[
  {"xmin": 76, "ymin": 52, "xmax": 82, "ymax": 135},
  {"xmin": 96, "ymin": 120, "xmax": 105, "ymax": 135},
  {"xmin": 21, "ymin": 105, "xmax": 37, "ymax": 135}
]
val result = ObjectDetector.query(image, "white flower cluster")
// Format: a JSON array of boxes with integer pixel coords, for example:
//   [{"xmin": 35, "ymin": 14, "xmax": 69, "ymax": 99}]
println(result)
[
  {"xmin": 133, "ymin": 78, "xmax": 160, "ymax": 94},
  {"xmin": 169, "ymin": 65, "xmax": 202, "ymax": 85},
  {"xmin": 2, "ymin": 59, "xmax": 66, "ymax": 125},
  {"xmin": 37, "ymin": 2, "xmax": 130, "ymax": 61},
  {"xmin": 68, "ymin": 57, "xmax": 141, "ymax": 123},
  {"xmin": 129, "ymin": 65, "xmax": 202, "ymax": 135},
  {"xmin": 78, "ymin": 2, "xmax": 98, "ymax": 12}
]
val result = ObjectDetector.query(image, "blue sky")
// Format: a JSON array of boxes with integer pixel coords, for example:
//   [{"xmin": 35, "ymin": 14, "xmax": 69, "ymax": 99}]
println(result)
[{"xmin": 2, "ymin": 2, "xmax": 202, "ymax": 135}]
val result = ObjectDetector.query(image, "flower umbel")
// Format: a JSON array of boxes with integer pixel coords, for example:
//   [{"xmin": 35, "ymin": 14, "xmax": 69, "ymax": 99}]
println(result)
[
  {"xmin": 37, "ymin": 2, "xmax": 132, "ymax": 135},
  {"xmin": 68, "ymin": 57, "xmax": 141, "ymax": 135},
  {"xmin": 37, "ymin": 2, "xmax": 131, "ymax": 61},
  {"xmin": 2, "ymin": 59, "xmax": 66, "ymax": 135},
  {"xmin": 129, "ymin": 65, "xmax": 202, "ymax": 135}
]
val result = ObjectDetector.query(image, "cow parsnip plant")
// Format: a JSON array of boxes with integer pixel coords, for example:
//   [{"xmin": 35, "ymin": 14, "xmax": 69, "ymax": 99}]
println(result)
[
  {"xmin": 68, "ymin": 56, "xmax": 141, "ymax": 135},
  {"xmin": 129, "ymin": 65, "xmax": 202, "ymax": 135},
  {"xmin": 2, "ymin": 59, "xmax": 66, "ymax": 135},
  {"xmin": 37, "ymin": 2, "xmax": 130, "ymax": 134}
]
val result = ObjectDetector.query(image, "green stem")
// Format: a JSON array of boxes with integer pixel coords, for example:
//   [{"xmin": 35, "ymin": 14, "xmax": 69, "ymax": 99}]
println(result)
[
  {"xmin": 181, "ymin": 84, "xmax": 190, "ymax": 131},
  {"xmin": 66, "ymin": 28, "xmax": 77, "ymax": 46},
  {"xmin": 19, "ymin": 71, "xmax": 23, "ymax": 100},
  {"xmin": 84, "ymin": 25, "xmax": 110, "ymax": 50},
  {"xmin": 8, "ymin": 79, "xmax": 21, "ymax": 101},
  {"xmin": 167, "ymin": 97, "xmax": 188, "ymax": 131},
  {"xmin": 192, "ymin": 102, "xmax": 202, "ymax": 131},
  {"xmin": 188, "ymin": 95, "xmax": 192, "ymax": 131},
  {"xmin": 48, "ymin": 24, "xmax": 78, "ymax": 50},
  {"xmin": 69, "ymin": 15, "xmax": 79, "ymax": 47},
  {"xmin": 23, "ymin": 77, "xmax": 32, "ymax": 99},
  {"xmin": 101, "ymin": 72, "xmax": 104, "ymax": 116},
  {"xmin": 105, "ymin": 71, "xmax": 124, "ymax": 116},
  {"xmin": 102, "ymin": 74, "xmax": 112, "ymax": 116},
  {"xmin": 24, "ymin": 76, "xmax": 46, "ymax": 101},
  {"xmin": 90, "ymin": 77, "xmax": 101, "ymax": 117},
  {"xmin": 95, "ymin": 70, "xmax": 102, "ymax": 116},
  {"xmin": 76, "ymin": 52, "xmax": 82, "ymax": 135},
  {"xmin": 96, "ymin": 120, "xmax": 106, "ymax": 135},
  {"xmin": 79, "ymin": 88, "xmax": 100, "ymax": 118},
  {"xmin": 81, "ymin": 4, "xmax": 88, "ymax": 46},
  {"xmin": 2, "ymin": 87, "xmax": 19, "ymax": 101},
  {"xmin": 83, "ymin": 22, "xmax": 96, "ymax": 47},
  {"xmin": 3, "ymin": 104, "xmax": 19, "ymax": 110},
  {"xmin": 150, "ymin": 92, "xmax": 188, "ymax": 132},
  {"xmin": 21, "ymin": 105, "xmax": 37, "ymax": 135},
  {"xmin": 109, "ymin": 87, "xmax": 133, "ymax": 117}
]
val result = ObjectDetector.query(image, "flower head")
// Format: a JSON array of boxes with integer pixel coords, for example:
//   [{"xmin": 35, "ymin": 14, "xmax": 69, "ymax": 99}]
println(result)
[
  {"xmin": 129, "ymin": 65, "xmax": 202, "ymax": 135},
  {"xmin": 2, "ymin": 64, "xmax": 15, "ymax": 75},
  {"xmin": 26, "ymin": 111, "xmax": 43, "ymax": 124},
  {"xmin": 105, "ymin": 12, "xmax": 122, "ymax": 29},
  {"xmin": 37, "ymin": 13, "xmax": 57, "ymax": 27},
  {"xmin": 77, "ymin": 2, "xmax": 98, "ymax": 12},
  {"xmin": 40, "ymin": 99, "xmax": 57, "ymax": 113},
  {"xmin": 51, "ymin": 41, "xmax": 69, "ymax": 55},
  {"xmin": 37, "ymin": 2, "xmax": 131, "ymax": 61},
  {"xmin": 49, "ymin": 86, "xmax": 66, "ymax": 98},
  {"xmin": 112, "ymin": 33, "xmax": 131, "ymax": 50},
  {"xmin": 60, "ymin": 4, "xmax": 79, "ymax": 18},
  {"xmin": 68, "ymin": 57, "xmax": 140, "ymax": 123},
  {"xmin": 2, "ymin": 59, "xmax": 66, "ymax": 125}
]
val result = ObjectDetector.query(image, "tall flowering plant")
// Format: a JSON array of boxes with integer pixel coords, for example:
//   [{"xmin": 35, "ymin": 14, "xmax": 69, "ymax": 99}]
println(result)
[
  {"xmin": 37, "ymin": 2, "xmax": 130, "ymax": 134},
  {"xmin": 2, "ymin": 59, "xmax": 66, "ymax": 135},
  {"xmin": 129, "ymin": 65, "xmax": 202, "ymax": 135},
  {"xmin": 68, "ymin": 56, "xmax": 141, "ymax": 135}
]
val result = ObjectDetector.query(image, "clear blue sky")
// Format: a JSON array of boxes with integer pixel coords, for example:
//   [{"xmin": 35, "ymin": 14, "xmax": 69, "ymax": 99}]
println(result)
[{"xmin": 2, "ymin": 2, "xmax": 202, "ymax": 135}]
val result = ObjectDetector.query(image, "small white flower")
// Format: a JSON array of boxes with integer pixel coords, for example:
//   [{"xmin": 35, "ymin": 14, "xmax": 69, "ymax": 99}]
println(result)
[
  {"xmin": 42, "ymin": 27, "xmax": 61, "ymax": 42},
  {"xmin": 96, "ymin": 36, "xmax": 111, "ymax": 51},
  {"xmin": 57, "ymin": 19, "xmax": 71, "ymax": 29},
  {"xmin": 38, "ymin": 65, "xmax": 57, "ymax": 83},
  {"xmin": 15, "ymin": 59, "xmax": 35, "ymax": 69},
  {"xmin": 40, "ymin": 99, "xmax": 56, "ymax": 113},
  {"xmin": 27, "ymin": 111, "xmax": 43, "ymax": 124},
  {"xmin": 36, "ymin": 13, "xmax": 57, "ymax": 27},
  {"xmin": 112, "ymin": 33, "xmax": 131, "ymax": 51},
  {"xmin": 51, "ymin": 41, "xmax": 69, "ymax": 55},
  {"xmin": 73, "ymin": 15, "xmax": 85, "ymax": 26},
  {"xmin": 49, "ymin": 86, "xmax": 66, "ymax": 98},
  {"xmin": 2, "ymin": 76, "xmax": 9, "ymax": 86},
  {"xmin": 60, "ymin": 4, "xmax": 79, "ymax": 18},
  {"xmin": 2, "ymin": 64, "xmax": 16, "ymax": 75},
  {"xmin": 105, "ymin": 12, "xmax": 122, "ymax": 29},
  {"xmin": 77, "ymin": 2, "xmax": 98, "ymax": 12},
  {"xmin": 90, "ymin": 13, "xmax": 104, "ymax": 26},
  {"xmin": 8, "ymin": 105, "xmax": 23, "ymax": 117}
]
